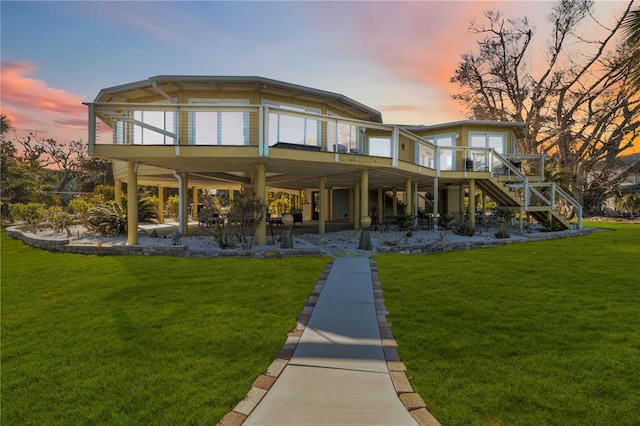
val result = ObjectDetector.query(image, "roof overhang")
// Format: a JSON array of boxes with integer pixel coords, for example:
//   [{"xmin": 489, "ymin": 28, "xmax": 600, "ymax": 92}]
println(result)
[
  {"xmin": 94, "ymin": 75, "xmax": 383, "ymax": 123},
  {"xmin": 402, "ymin": 120, "xmax": 528, "ymax": 138}
]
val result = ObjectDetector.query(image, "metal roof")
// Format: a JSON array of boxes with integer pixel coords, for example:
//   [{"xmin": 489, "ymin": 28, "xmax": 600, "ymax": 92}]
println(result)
[{"xmin": 94, "ymin": 75, "xmax": 383, "ymax": 123}]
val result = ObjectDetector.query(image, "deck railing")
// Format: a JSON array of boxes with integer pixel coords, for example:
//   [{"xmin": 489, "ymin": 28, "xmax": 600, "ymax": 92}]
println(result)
[{"xmin": 89, "ymin": 102, "xmax": 543, "ymax": 176}]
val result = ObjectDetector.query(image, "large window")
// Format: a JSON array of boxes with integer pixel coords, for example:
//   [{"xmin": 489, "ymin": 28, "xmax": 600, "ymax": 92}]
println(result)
[
  {"xmin": 267, "ymin": 102, "xmax": 320, "ymax": 147},
  {"xmin": 368, "ymin": 137, "xmax": 391, "ymax": 158},
  {"xmin": 327, "ymin": 113, "xmax": 364, "ymax": 153},
  {"xmin": 469, "ymin": 132, "xmax": 506, "ymax": 171},
  {"xmin": 426, "ymin": 134, "xmax": 456, "ymax": 171},
  {"xmin": 130, "ymin": 109, "xmax": 176, "ymax": 145},
  {"xmin": 189, "ymin": 99, "xmax": 249, "ymax": 145},
  {"xmin": 417, "ymin": 142, "xmax": 434, "ymax": 168},
  {"xmin": 469, "ymin": 132, "xmax": 505, "ymax": 153}
]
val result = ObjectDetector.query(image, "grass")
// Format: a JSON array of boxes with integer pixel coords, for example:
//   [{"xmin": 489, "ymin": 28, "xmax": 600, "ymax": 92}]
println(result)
[
  {"xmin": 1, "ymin": 232, "xmax": 329, "ymax": 425},
  {"xmin": 375, "ymin": 222, "xmax": 640, "ymax": 425}
]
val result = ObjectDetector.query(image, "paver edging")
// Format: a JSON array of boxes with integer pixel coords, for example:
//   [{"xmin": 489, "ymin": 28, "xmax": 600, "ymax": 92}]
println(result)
[
  {"xmin": 217, "ymin": 262, "xmax": 334, "ymax": 426},
  {"xmin": 370, "ymin": 257, "xmax": 442, "ymax": 426}
]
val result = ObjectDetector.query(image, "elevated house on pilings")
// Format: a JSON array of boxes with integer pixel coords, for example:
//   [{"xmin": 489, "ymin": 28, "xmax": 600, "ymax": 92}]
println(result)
[{"xmin": 85, "ymin": 76, "xmax": 582, "ymax": 245}]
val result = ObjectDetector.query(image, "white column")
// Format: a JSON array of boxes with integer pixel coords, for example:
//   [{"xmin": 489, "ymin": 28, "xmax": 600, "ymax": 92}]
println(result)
[{"xmin": 127, "ymin": 163, "xmax": 138, "ymax": 246}]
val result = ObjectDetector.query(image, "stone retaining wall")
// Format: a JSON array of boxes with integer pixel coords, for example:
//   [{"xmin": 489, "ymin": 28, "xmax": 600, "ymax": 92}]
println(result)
[
  {"xmin": 376, "ymin": 228, "xmax": 595, "ymax": 254},
  {"xmin": 5, "ymin": 226, "xmax": 323, "ymax": 259},
  {"xmin": 6, "ymin": 226, "xmax": 595, "ymax": 258}
]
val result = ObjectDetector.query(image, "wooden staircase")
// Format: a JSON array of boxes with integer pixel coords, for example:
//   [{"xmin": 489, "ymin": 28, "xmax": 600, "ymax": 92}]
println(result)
[{"xmin": 476, "ymin": 176, "xmax": 572, "ymax": 230}]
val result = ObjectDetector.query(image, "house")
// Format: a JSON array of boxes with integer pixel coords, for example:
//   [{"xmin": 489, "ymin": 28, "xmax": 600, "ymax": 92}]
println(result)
[{"xmin": 85, "ymin": 76, "xmax": 581, "ymax": 245}]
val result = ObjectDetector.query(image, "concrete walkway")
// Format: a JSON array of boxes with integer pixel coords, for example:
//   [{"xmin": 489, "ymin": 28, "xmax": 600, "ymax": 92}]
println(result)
[{"xmin": 220, "ymin": 257, "xmax": 440, "ymax": 426}]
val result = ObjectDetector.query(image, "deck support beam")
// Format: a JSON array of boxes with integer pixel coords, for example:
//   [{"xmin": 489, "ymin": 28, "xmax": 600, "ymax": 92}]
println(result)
[
  {"xmin": 127, "ymin": 162, "xmax": 138, "ymax": 246},
  {"xmin": 361, "ymin": 169, "xmax": 369, "ymax": 223},
  {"xmin": 377, "ymin": 187, "xmax": 383, "ymax": 224},
  {"xmin": 158, "ymin": 185, "xmax": 164, "ymax": 223},
  {"xmin": 255, "ymin": 163, "xmax": 267, "ymax": 245},
  {"xmin": 318, "ymin": 176, "xmax": 326, "ymax": 234},
  {"xmin": 354, "ymin": 181, "xmax": 361, "ymax": 229},
  {"xmin": 180, "ymin": 172, "xmax": 189, "ymax": 236},
  {"xmin": 405, "ymin": 179, "xmax": 412, "ymax": 215},
  {"xmin": 469, "ymin": 178, "xmax": 476, "ymax": 228}
]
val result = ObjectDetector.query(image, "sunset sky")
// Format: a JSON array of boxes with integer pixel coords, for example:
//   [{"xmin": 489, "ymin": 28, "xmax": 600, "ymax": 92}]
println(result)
[{"xmin": 1, "ymin": 0, "xmax": 632, "ymax": 146}]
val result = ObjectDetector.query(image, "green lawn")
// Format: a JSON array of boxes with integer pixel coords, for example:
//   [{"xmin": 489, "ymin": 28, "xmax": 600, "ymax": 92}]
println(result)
[
  {"xmin": 376, "ymin": 222, "xmax": 640, "ymax": 425},
  {"xmin": 1, "ymin": 233, "xmax": 329, "ymax": 425}
]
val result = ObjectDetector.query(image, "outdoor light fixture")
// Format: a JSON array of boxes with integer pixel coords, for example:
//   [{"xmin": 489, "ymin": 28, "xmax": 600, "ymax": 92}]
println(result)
[
  {"xmin": 282, "ymin": 213, "xmax": 294, "ymax": 227},
  {"xmin": 360, "ymin": 215, "xmax": 372, "ymax": 228}
]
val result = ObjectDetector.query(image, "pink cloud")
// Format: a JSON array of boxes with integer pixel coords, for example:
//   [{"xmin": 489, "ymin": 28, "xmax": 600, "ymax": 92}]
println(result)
[
  {"xmin": 1, "ymin": 61, "xmax": 88, "ymax": 142},
  {"xmin": 348, "ymin": 2, "xmax": 491, "ymax": 88}
]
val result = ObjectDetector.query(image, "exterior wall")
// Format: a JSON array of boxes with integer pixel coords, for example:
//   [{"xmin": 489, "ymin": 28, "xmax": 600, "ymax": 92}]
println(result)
[
  {"xmin": 445, "ymin": 185, "xmax": 461, "ymax": 213},
  {"xmin": 331, "ymin": 188, "xmax": 351, "ymax": 220}
]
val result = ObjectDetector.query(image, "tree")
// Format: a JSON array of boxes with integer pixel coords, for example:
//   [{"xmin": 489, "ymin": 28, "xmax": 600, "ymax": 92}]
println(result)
[
  {"xmin": 622, "ymin": 7, "xmax": 640, "ymax": 88},
  {"xmin": 451, "ymin": 0, "xmax": 640, "ymax": 215},
  {"xmin": 16, "ymin": 133, "xmax": 87, "ymax": 194},
  {"xmin": 2, "ymin": 120, "xmax": 113, "ymax": 198},
  {"xmin": 1, "ymin": 115, "xmax": 52, "ymax": 221}
]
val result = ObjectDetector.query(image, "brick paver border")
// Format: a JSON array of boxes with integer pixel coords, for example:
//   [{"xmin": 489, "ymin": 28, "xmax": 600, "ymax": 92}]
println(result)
[{"xmin": 218, "ymin": 258, "xmax": 441, "ymax": 426}]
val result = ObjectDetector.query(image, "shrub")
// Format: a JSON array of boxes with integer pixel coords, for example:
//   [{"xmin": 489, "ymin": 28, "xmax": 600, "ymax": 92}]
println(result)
[
  {"xmin": 437, "ymin": 212, "xmax": 457, "ymax": 230},
  {"xmin": 541, "ymin": 219, "xmax": 564, "ymax": 232},
  {"xmin": 166, "ymin": 194, "xmax": 180, "ymax": 219},
  {"xmin": 440, "ymin": 212, "xmax": 476, "ymax": 236},
  {"xmin": 89, "ymin": 199, "xmax": 158, "ymax": 237},
  {"xmin": 89, "ymin": 202, "xmax": 127, "ymax": 236},
  {"xmin": 494, "ymin": 208, "xmax": 514, "ymax": 239},
  {"xmin": 614, "ymin": 193, "xmax": 640, "ymax": 218},
  {"xmin": 227, "ymin": 192, "xmax": 268, "ymax": 250},
  {"xmin": 93, "ymin": 184, "xmax": 115, "ymax": 203},
  {"xmin": 69, "ymin": 197, "xmax": 93, "ymax": 227},
  {"xmin": 45, "ymin": 206, "xmax": 74, "ymax": 233},
  {"xmin": 140, "ymin": 195, "xmax": 159, "ymax": 213},
  {"xmin": 451, "ymin": 214, "xmax": 476, "ymax": 236},
  {"xmin": 395, "ymin": 212, "xmax": 415, "ymax": 234},
  {"xmin": 212, "ymin": 221, "xmax": 237, "ymax": 249},
  {"xmin": 9, "ymin": 203, "xmax": 44, "ymax": 232}
]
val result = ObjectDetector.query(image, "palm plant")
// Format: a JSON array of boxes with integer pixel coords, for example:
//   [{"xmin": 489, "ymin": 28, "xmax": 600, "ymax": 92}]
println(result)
[
  {"xmin": 622, "ymin": 7, "xmax": 640, "ymax": 88},
  {"xmin": 89, "ymin": 199, "xmax": 157, "ymax": 236}
]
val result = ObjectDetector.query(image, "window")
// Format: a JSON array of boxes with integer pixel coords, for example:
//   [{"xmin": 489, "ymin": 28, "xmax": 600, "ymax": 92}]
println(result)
[
  {"xmin": 266, "ymin": 102, "xmax": 320, "ymax": 147},
  {"xmin": 131, "ymin": 109, "xmax": 176, "ymax": 145},
  {"xmin": 469, "ymin": 132, "xmax": 506, "ymax": 171},
  {"xmin": 189, "ymin": 99, "xmax": 249, "ymax": 145},
  {"xmin": 426, "ymin": 134, "xmax": 456, "ymax": 171},
  {"xmin": 368, "ymin": 137, "xmax": 391, "ymax": 158},
  {"xmin": 469, "ymin": 132, "xmax": 505, "ymax": 153},
  {"xmin": 417, "ymin": 142, "xmax": 434, "ymax": 168},
  {"xmin": 327, "ymin": 116, "xmax": 363, "ymax": 153}
]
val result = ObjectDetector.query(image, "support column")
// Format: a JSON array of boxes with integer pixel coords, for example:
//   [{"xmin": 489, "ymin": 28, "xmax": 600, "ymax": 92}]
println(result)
[
  {"xmin": 192, "ymin": 187, "xmax": 199, "ymax": 221},
  {"xmin": 114, "ymin": 179, "xmax": 122, "ymax": 203},
  {"xmin": 158, "ymin": 186, "xmax": 164, "ymax": 224},
  {"xmin": 469, "ymin": 178, "xmax": 476, "ymax": 228},
  {"xmin": 520, "ymin": 208, "xmax": 525, "ymax": 235},
  {"xmin": 255, "ymin": 163, "xmax": 267, "ymax": 246},
  {"xmin": 459, "ymin": 181, "xmax": 466, "ymax": 214},
  {"xmin": 433, "ymin": 177, "xmax": 439, "ymax": 226},
  {"xmin": 126, "ymin": 163, "xmax": 138, "ymax": 246},
  {"xmin": 392, "ymin": 188, "xmax": 398, "ymax": 216},
  {"xmin": 360, "ymin": 169, "xmax": 369, "ymax": 222},
  {"xmin": 318, "ymin": 177, "xmax": 326, "ymax": 234},
  {"xmin": 405, "ymin": 178, "xmax": 412, "ymax": 215},
  {"xmin": 180, "ymin": 172, "xmax": 189, "ymax": 236},
  {"xmin": 354, "ymin": 181, "xmax": 361, "ymax": 229},
  {"xmin": 377, "ymin": 187, "xmax": 383, "ymax": 224}
]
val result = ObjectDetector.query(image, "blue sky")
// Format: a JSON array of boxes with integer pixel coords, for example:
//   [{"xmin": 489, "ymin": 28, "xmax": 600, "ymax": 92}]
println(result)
[{"xmin": 1, "ymin": 0, "xmax": 632, "ymax": 143}]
